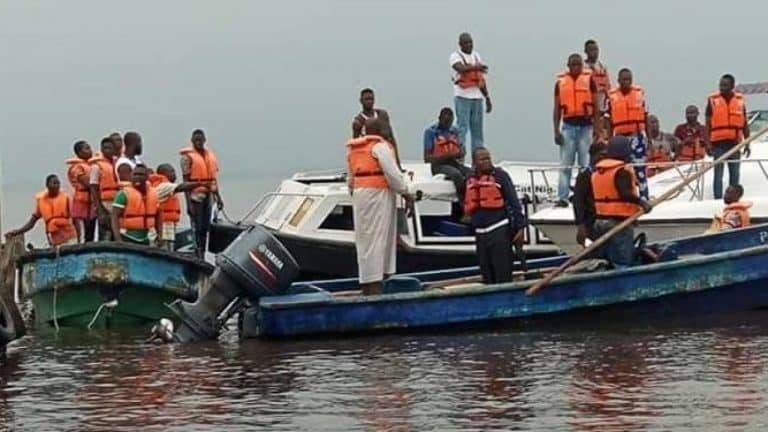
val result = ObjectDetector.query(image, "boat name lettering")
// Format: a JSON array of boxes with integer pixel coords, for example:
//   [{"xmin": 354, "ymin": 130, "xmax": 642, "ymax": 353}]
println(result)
[{"xmin": 257, "ymin": 244, "xmax": 284, "ymax": 270}]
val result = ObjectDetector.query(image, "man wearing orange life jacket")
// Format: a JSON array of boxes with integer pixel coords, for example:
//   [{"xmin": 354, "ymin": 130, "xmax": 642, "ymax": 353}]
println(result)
[
  {"xmin": 591, "ymin": 136, "xmax": 652, "ymax": 268},
  {"xmin": 584, "ymin": 39, "xmax": 611, "ymax": 113},
  {"xmin": 608, "ymin": 68, "xmax": 650, "ymax": 199},
  {"xmin": 450, "ymin": 32, "xmax": 492, "ymax": 152},
  {"xmin": 463, "ymin": 147, "xmax": 527, "ymax": 284},
  {"xmin": 673, "ymin": 105, "xmax": 708, "ymax": 162},
  {"xmin": 423, "ymin": 107, "xmax": 471, "ymax": 207},
  {"xmin": 347, "ymin": 118, "xmax": 416, "ymax": 295},
  {"xmin": 714, "ymin": 184, "xmax": 751, "ymax": 231},
  {"xmin": 553, "ymin": 53, "xmax": 600, "ymax": 207},
  {"xmin": 89, "ymin": 137, "xmax": 120, "ymax": 241},
  {"xmin": 705, "ymin": 74, "xmax": 751, "ymax": 199},
  {"xmin": 646, "ymin": 114, "xmax": 679, "ymax": 177},
  {"xmin": 111, "ymin": 164, "xmax": 159, "ymax": 245},
  {"xmin": 5, "ymin": 175, "xmax": 77, "ymax": 247},
  {"xmin": 149, "ymin": 164, "xmax": 207, "ymax": 250},
  {"xmin": 66, "ymin": 140, "xmax": 96, "ymax": 242},
  {"xmin": 180, "ymin": 129, "xmax": 224, "ymax": 258}
]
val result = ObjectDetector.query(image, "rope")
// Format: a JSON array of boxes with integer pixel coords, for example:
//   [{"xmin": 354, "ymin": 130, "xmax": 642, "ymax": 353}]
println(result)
[
  {"xmin": 217, "ymin": 208, "xmax": 240, "ymax": 226},
  {"xmin": 86, "ymin": 299, "xmax": 117, "ymax": 330},
  {"xmin": 52, "ymin": 246, "xmax": 61, "ymax": 333}
]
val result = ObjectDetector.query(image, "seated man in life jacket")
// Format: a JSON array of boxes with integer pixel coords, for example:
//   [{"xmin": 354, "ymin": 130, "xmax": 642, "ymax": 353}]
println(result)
[
  {"xmin": 423, "ymin": 107, "xmax": 471, "ymax": 217},
  {"xmin": 710, "ymin": 184, "xmax": 751, "ymax": 232},
  {"xmin": 149, "ymin": 164, "xmax": 209, "ymax": 250},
  {"xmin": 5, "ymin": 174, "xmax": 78, "ymax": 247},
  {"xmin": 111, "ymin": 163, "xmax": 160, "ymax": 245}
]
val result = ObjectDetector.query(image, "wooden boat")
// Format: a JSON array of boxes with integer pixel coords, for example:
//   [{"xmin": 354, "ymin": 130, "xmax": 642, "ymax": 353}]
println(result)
[
  {"xmin": 17, "ymin": 242, "xmax": 213, "ymax": 329},
  {"xmin": 241, "ymin": 223, "xmax": 768, "ymax": 339}
]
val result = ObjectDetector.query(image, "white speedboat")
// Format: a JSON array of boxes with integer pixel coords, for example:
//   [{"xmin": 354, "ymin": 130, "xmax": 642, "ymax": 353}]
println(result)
[
  {"xmin": 209, "ymin": 162, "xmax": 562, "ymax": 279},
  {"xmin": 530, "ymin": 109, "xmax": 768, "ymax": 255}
]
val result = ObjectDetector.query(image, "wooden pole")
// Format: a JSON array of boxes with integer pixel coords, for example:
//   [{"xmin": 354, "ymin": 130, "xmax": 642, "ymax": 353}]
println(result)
[{"xmin": 526, "ymin": 125, "xmax": 768, "ymax": 296}]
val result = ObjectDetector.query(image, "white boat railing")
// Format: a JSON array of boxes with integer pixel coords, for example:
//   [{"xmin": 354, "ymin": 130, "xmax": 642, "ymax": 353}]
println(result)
[{"xmin": 525, "ymin": 158, "xmax": 768, "ymax": 212}]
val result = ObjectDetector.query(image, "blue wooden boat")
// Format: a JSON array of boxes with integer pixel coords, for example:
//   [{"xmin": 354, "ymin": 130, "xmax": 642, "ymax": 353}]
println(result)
[
  {"xmin": 17, "ymin": 242, "xmax": 213, "ymax": 329},
  {"xmin": 241, "ymin": 224, "xmax": 768, "ymax": 338}
]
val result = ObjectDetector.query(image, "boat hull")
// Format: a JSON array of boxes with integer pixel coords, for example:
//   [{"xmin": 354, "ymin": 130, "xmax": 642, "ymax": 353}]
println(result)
[
  {"xmin": 245, "ymin": 225, "xmax": 768, "ymax": 338},
  {"xmin": 19, "ymin": 243, "xmax": 213, "ymax": 329}
]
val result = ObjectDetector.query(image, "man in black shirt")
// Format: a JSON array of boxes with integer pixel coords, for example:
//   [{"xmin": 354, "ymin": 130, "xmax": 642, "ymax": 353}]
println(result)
[{"xmin": 572, "ymin": 141, "xmax": 608, "ymax": 246}]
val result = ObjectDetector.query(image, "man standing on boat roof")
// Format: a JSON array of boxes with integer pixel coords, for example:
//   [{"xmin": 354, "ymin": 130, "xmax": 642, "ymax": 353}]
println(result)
[
  {"xmin": 451, "ymin": 32, "xmax": 491, "ymax": 153},
  {"xmin": 116, "ymin": 132, "xmax": 144, "ymax": 182},
  {"xmin": 584, "ymin": 39, "xmax": 611, "ymax": 113},
  {"xmin": 705, "ymin": 74, "xmax": 751, "ymax": 200},
  {"xmin": 463, "ymin": 147, "xmax": 527, "ymax": 284},
  {"xmin": 66, "ymin": 140, "xmax": 96, "ymax": 242},
  {"xmin": 5, "ymin": 175, "xmax": 78, "ymax": 247},
  {"xmin": 347, "ymin": 118, "xmax": 416, "ymax": 295},
  {"xmin": 180, "ymin": 129, "xmax": 224, "ymax": 258},
  {"xmin": 89, "ymin": 137, "xmax": 120, "ymax": 241},
  {"xmin": 553, "ymin": 53, "xmax": 600, "ymax": 207},
  {"xmin": 591, "ymin": 136, "xmax": 652, "ymax": 268},
  {"xmin": 673, "ymin": 105, "xmax": 707, "ymax": 162},
  {"xmin": 352, "ymin": 88, "xmax": 402, "ymax": 169},
  {"xmin": 423, "ymin": 107, "xmax": 471, "ymax": 210},
  {"xmin": 607, "ymin": 68, "xmax": 650, "ymax": 199},
  {"xmin": 111, "ymin": 163, "xmax": 159, "ymax": 245}
]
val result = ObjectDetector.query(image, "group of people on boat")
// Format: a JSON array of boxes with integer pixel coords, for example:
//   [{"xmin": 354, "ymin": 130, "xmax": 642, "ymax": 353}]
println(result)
[
  {"xmin": 4, "ymin": 129, "xmax": 223, "ymax": 259},
  {"xmin": 346, "ymin": 33, "xmax": 758, "ymax": 289}
]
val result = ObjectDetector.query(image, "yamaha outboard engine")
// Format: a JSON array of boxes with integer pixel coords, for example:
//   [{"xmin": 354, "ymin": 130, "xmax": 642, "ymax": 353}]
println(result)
[{"xmin": 166, "ymin": 225, "xmax": 299, "ymax": 342}]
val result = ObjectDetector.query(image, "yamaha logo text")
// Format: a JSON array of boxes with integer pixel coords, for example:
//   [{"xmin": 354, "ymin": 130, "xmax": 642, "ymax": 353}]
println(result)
[{"xmin": 257, "ymin": 244, "xmax": 284, "ymax": 270}]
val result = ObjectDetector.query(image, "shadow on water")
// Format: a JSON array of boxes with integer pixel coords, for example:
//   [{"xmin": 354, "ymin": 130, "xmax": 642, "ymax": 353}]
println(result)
[{"xmin": 0, "ymin": 311, "xmax": 768, "ymax": 430}]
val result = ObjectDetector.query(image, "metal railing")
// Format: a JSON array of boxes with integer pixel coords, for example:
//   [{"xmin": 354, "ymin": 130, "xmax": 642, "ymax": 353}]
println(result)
[{"xmin": 525, "ymin": 158, "xmax": 768, "ymax": 212}]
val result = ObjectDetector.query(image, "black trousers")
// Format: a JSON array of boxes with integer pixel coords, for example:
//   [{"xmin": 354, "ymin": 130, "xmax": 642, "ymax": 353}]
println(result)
[
  {"xmin": 97, "ymin": 212, "xmax": 113, "ymax": 241},
  {"xmin": 190, "ymin": 195, "xmax": 213, "ymax": 253},
  {"xmin": 431, "ymin": 160, "xmax": 471, "ymax": 203},
  {"xmin": 82, "ymin": 218, "xmax": 96, "ymax": 242},
  {"xmin": 476, "ymin": 225, "xmax": 513, "ymax": 284}
]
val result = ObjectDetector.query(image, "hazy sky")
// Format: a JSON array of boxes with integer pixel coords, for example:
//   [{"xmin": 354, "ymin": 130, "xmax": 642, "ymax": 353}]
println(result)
[{"xmin": 2, "ymin": 0, "xmax": 768, "ymax": 230}]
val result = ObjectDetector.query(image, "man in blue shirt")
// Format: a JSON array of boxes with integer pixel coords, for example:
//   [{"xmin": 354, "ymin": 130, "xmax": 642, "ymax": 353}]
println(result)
[
  {"xmin": 463, "ymin": 147, "xmax": 527, "ymax": 284},
  {"xmin": 423, "ymin": 107, "xmax": 471, "ymax": 205}
]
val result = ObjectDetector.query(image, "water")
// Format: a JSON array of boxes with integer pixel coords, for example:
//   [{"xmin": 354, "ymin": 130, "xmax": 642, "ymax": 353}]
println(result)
[{"xmin": 3, "ymin": 312, "xmax": 768, "ymax": 431}]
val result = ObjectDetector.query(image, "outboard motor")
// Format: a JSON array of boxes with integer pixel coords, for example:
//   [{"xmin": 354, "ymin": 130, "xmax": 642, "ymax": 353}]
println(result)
[{"xmin": 166, "ymin": 225, "xmax": 299, "ymax": 342}]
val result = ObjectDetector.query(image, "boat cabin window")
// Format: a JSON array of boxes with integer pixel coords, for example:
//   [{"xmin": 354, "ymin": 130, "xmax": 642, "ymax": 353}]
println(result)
[
  {"xmin": 288, "ymin": 198, "xmax": 315, "ymax": 227},
  {"xmin": 749, "ymin": 110, "xmax": 768, "ymax": 135},
  {"xmin": 416, "ymin": 199, "xmax": 472, "ymax": 237},
  {"xmin": 319, "ymin": 205, "xmax": 354, "ymax": 231}
]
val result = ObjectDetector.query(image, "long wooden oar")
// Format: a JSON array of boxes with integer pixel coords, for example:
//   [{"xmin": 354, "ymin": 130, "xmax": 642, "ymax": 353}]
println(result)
[{"xmin": 526, "ymin": 125, "xmax": 768, "ymax": 296}]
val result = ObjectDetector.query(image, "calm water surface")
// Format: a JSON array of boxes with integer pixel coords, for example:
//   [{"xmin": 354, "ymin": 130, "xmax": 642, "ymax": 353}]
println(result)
[{"xmin": 2, "ymin": 312, "xmax": 768, "ymax": 431}]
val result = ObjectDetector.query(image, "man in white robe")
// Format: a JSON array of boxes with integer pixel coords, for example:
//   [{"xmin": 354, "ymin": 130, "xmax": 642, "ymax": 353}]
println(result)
[{"xmin": 348, "ymin": 118, "xmax": 415, "ymax": 295}]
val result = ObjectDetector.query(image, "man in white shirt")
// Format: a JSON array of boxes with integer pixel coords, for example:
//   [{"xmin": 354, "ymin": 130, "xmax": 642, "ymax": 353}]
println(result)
[
  {"xmin": 115, "ymin": 131, "xmax": 144, "ymax": 181},
  {"xmin": 450, "ymin": 32, "xmax": 492, "ymax": 153}
]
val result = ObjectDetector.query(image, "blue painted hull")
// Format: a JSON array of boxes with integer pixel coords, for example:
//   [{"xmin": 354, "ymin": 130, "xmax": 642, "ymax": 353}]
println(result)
[
  {"xmin": 246, "ymin": 224, "xmax": 768, "ymax": 338},
  {"xmin": 18, "ymin": 243, "xmax": 213, "ymax": 329}
]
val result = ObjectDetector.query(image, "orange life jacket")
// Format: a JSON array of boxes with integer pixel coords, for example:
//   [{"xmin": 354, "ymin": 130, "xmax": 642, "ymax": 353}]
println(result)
[
  {"xmin": 591, "ymin": 159, "xmax": 641, "ymax": 218},
  {"xmin": 35, "ymin": 191, "xmax": 77, "ymax": 245},
  {"xmin": 587, "ymin": 61, "xmax": 610, "ymax": 93},
  {"xmin": 463, "ymin": 174, "xmax": 504, "ymax": 215},
  {"xmin": 719, "ymin": 201, "xmax": 752, "ymax": 230},
  {"xmin": 454, "ymin": 52, "xmax": 486, "ymax": 89},
  {"xmin": 347, "ymin": 135, "xmax": 391, "ymax": 189},
  {"xmin": 180, "ymin": 147, "xmax": 219, "ymax": 194},
  {"xmin": 557, "ymin": 70, "xmax": 594, "ymax": 119},
  {"xmin": 609, "ymin": 86, "xmax": 646, "ymax": 135},
  {"xmin": 646, "ymin": 144, "xmax": 672, "ymax": 177},
  {"xmin": 119, "ymin": 184, "xmax": 159, "ymax": 230},
  {"xmin": 148, "ymin": 174, "xmax": 181, "ymax": 224},
  {"xmin": 708, "ymin": 92, "xmax": 746, "ymax": 143},
  {"xmin": 90, "ymin": 156, "xmax": 119, "ymax": 201},
  {"xmin": 432, "ymin": 132, "xmax": 462, "ymax": 158},
  {"xmin": 66, "ymin": 157, "xmax": 91, "ymax": 203}
]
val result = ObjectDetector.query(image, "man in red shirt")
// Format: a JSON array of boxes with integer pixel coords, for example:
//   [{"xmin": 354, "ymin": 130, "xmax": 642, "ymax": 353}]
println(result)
[{"xmin": 673, "ymin": 105, "xmax": 708, "ymax": 162}]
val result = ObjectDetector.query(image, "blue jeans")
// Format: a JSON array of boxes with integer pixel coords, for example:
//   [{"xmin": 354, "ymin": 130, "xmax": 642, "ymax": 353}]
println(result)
[
  {"xmin": 558, "ymin": 122, "xmax": 592, "ymax": 201},
  {"xmin": 454, "ymin": 96, "xmax": 484, "ymax": 152},
  {"xmin": 593, "ymin": 219, "xmax": 635, "ymax": 268},
  {"xmin": 712, "ymin": 143, "xmax": 741, "ymax": 199}
]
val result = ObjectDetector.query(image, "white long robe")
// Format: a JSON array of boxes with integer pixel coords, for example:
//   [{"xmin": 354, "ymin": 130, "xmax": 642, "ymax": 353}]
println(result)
[{"xmin": 352, "ymin": 142, "xmax": 413, "ymax": 283}]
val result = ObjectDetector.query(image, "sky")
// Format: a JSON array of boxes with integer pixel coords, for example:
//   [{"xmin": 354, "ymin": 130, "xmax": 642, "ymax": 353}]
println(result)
[{"xmin": 1, "ymin": 0, "xmax": 768, "ymax": 233}]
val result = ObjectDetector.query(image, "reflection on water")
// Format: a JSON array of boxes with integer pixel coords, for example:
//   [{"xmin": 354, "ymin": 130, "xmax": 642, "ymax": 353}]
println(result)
[{"xmin": 2, "ymin": 313, "xmax": 768, "ymax": 431}]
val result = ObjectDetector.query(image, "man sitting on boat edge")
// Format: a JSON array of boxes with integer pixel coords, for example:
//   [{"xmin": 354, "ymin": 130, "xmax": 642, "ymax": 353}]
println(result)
[
  {"xmin": 423, "ymin": 107, "xmax": 471, "ymax": 216},
  {"xmin": 463, "ymin": 147, "xmax": 527, "ymax": 284},
  {"xmin": 708, "ymin": 184, "xmax": 751, "ymax": 232}
]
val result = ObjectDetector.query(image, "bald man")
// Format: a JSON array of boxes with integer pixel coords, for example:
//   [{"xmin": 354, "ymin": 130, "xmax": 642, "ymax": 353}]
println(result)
[
  {"xmin": 450, "ymin": 32, "xmax": 491, "ymax": 152},
  {"xmin": 346, "ymin": 118, "xmax": 416, "ymax": 295}
]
